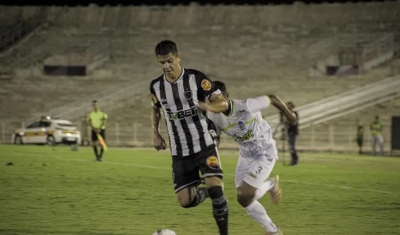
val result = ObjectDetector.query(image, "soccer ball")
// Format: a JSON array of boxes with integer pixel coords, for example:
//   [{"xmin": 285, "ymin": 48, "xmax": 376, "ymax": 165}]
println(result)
[{"xmin": 152, "ymin": 229, "xmax": 176, "ymax": 235}]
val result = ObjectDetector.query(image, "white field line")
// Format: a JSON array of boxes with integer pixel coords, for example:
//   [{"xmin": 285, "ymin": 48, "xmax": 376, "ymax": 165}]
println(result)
[{"xmin": 51, "ymin": 156, "xmax": 395, "ymax": 195}]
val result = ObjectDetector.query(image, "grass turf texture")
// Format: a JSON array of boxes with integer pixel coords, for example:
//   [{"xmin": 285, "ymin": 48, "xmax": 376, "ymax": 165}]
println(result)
[{"xmin": 0, "ymin": 145, "xmax": 399, "ymax": 235}]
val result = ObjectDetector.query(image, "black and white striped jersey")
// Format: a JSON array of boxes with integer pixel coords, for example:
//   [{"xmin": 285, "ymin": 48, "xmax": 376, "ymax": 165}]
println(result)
[{"xmin": 150, "ymin": 68, "xmax": 220, "ymax": 157}]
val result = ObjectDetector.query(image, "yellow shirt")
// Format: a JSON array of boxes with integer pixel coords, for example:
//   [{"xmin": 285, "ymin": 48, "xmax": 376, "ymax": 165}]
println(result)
[
  {"xmin": 88, "ymin": 110, "xmax": 108, "ymax": 129},
  {"xmin": 370, "ymin": 122, "xmax": 382, "ymax": 137}
]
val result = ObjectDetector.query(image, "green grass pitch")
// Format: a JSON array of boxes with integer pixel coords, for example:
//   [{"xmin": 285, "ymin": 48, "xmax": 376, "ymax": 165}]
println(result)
[{"xmin": 0, "ymin": 145, "xmax": 399, "ymax": 235}]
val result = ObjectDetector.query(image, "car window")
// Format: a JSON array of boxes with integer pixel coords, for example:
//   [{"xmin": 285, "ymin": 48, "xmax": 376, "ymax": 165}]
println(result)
[
  {"xmin": 40, "ymin": 121, "xmax": 52, "ymax": 127},
  {"xmin": 26, "ymin": 122, "xmax": 41, "ymax": 129},
  {"xmin": 57, "ymin": 123, "xmax": 75, "ymax": 127}
]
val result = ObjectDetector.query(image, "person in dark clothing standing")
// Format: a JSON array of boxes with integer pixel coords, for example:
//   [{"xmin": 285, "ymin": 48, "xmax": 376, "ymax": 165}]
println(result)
[
  {"xmin": 285, "ymin": 102, "xmax": 299, "ymax": 166},
  {"xmin": 356, "ymin": 125, "xmax": 364, "ymax": 154}
]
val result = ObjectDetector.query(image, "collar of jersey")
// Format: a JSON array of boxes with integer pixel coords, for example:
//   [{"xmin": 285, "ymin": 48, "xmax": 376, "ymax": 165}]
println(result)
[
  {"xmin": 225, "ymin": 99, "xmax": 235, "ymax": 117},
  {"xmin": 164, "ymin": 68, "xmax": 185, "ymax": 84}
]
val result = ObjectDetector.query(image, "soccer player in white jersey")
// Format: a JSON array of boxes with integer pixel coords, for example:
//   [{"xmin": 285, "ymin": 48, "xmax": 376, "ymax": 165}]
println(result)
[{"xmin": 203, "ymin": 81, "xmax": 297, "ymax": 235}]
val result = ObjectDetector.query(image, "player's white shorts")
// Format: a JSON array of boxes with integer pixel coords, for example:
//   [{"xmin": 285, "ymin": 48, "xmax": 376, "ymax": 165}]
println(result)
[{"xmin": 235, "ymin": 156, "xmax": 276, "ymax": 189}]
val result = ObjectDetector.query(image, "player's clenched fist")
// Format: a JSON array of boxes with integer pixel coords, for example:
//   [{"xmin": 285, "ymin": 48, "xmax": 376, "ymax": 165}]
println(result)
[{"xmin": 153, "ymin": 132, "xmax": 166, "ymax": 151}]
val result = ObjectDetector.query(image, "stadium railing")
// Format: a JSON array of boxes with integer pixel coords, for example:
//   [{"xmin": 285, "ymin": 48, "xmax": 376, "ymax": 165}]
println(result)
[
  {"xmin": 0, "ymin": 119, "xmax": 393, "ymax": 153},
  {"xmin": 267, "ymin": 74, "xmax": 400, "ymax": 130}
]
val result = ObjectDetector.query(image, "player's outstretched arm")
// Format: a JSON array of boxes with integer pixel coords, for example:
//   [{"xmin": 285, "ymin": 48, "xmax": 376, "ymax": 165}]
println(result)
[
  {"xmin": 151, "ymin": 106, "xmax": 166, "ymax": 151},
  {"xmin": 268, "ymin": 95, "xmax": 297, "ymax": 124},
  {"xmin": 199, "ymin": 94, "xmax": 228, "ymax": 113}
]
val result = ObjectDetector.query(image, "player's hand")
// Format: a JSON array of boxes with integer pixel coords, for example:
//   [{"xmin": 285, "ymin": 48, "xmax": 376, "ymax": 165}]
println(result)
[
  {"xmin": 94, "ymin": 128, "xmax": 100, "ymax": 133},
  {"xmin": 153, "ymin": 132, "xmax": 166, "ymax": 151}
]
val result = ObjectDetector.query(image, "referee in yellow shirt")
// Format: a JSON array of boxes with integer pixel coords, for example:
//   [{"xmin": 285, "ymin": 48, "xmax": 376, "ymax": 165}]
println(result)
[{"xmin": 88, "ymin": 100, "xmax": 108, "ymax": 161}]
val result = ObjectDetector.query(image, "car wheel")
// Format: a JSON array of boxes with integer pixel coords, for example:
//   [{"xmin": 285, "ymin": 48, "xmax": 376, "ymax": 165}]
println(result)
[
  {"xmin": 14, "ymin": 135, "xmax": 23, "ymax": 145},
  {"xmin": 47, "ymin": 135, "xmax": 56, "ymax": 146}
]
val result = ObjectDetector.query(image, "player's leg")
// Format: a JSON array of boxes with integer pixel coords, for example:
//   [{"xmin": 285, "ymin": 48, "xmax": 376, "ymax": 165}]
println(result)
[
  {"xmin": 172, "ymin": 156, "xmax": 208, "ymax": 208},
  {"xmin": 198, "ymin": 145, "xmax": 228, "ymax": 235},
  {"xmin": 288, "ymin": 133, "xmax": 297, "ymax": 165},
  {"xmin": 98, "ymin": 129, "xmax": 106, "ymax": 160},
  {"xmin": 378, "ymin": 136, "xmax": 384, "ymax": 155},
  {"xmin": 236, "ymin": 156, "xmax": 282, "ymax": 234},
  {"xmin": 357, "ymin": 139, "xmax": 362, "ymax": 154},
  {"xmin": 372, "ymin": 136, "xmax": 377, "ymax": 155},
  {"xmin": 293, "ymin": 134, "xmax": 299, "ymax": 165},
  {"xmin": 91, "ymin": 130, "xmax": 100, "ymax": 161}
]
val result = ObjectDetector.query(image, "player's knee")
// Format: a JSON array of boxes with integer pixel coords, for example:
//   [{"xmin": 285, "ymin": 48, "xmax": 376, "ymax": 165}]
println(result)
[
  {"xmin": 204, "ymin": 176, "xmax": 222, "ymax": 188},
  {"xmin": 236, "ymin": 188, "xmax": 254, "ymax": 207},
  {"xmin": 175, "ymin": 190, "xmax": 193, "ymax": 208},
  {"xmin": 176, "ymin": 196, "xmax": 192, "ymax": 208}
]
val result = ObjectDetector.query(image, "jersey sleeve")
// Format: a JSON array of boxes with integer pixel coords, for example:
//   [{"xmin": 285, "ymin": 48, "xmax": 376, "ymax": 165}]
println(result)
[
  {"xmin": 195, "ymin": 71, "xmax": 221, "ymax": 98},
  {"xmin": 150, "ymin": 81, "xmax": 161, "ymax": 108},
  {"xmin": 246, "ymin": 96, "xmax": 271, "ymax": 113},
  {"xmin": 103, "ymin": 112, "xmax": 108, "ymax": 120}
]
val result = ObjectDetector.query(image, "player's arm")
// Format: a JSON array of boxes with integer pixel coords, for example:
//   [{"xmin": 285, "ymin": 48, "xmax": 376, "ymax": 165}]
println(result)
[
  {"xmin": 206, "ymin": 93, "xmax": 228, "ymax": 113},
  {"xmin": 268, "ymin": 95, "xmax": 297, "ymax": 125},
  {"xmin": 150, "ymin": 83, "xmax": 166, "ymax": 150},
  {"xmin": 246, "ymin": 95, "xmax": 296, "ymax": 124},
  {"xmin": 151, "ymin": 105, "xmax": 162, "ymax": 134},
  {"xmin": 150, "ymin": 89, "xmax": 162, "ymax": 134},
  {"xmin": 197, "ymin": 73, "xmax": 228, "ymax": 113}
]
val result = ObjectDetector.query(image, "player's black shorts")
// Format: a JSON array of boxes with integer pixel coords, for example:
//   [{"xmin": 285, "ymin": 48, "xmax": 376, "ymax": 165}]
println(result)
[
  {"xmin": 91, "ymin": 129, "xmax": 106, "ymax": 142},
  {"xmin": 172, "ymin": 144, "xmax": 223, "ymax": 193}
]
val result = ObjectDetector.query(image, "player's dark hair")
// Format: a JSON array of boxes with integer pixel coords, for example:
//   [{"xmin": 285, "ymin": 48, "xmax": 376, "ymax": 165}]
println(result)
[
  {"xmin": 92, "ymin": 100, "xmax": 97, "ymax": 103},
  {"xmin": 213, "ymin": 81, "xmax": 227, "ymax": 92},
  {"xmin": 155, "ymin": 40, "xmax": 178, "ymax": 56}
]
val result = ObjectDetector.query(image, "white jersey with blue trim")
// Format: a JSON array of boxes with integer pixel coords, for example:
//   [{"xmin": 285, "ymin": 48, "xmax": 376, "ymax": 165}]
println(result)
[{"xmin": 207, "ymin": 96, "xmax": 278, "ymax": 159}]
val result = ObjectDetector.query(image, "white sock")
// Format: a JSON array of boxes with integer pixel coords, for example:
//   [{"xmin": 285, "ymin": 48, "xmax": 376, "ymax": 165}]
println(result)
[
  {"xmin": 245, "ymin": 200, "xmax": 278, "ymax": 232},
  {"xmin": 254, "ymin": 179, "xmax": 274, "ymax": 200}
]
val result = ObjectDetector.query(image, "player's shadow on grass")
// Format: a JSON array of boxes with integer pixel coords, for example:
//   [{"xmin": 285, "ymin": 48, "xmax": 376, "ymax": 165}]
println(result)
[{"xmin": 0, "ymin": 229, "xmax": 123, "ymax": 235}]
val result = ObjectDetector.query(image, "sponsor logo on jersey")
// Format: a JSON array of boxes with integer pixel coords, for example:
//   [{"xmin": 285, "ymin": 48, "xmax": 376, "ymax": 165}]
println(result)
[
  {"xmin": 166, "ymin": 106, "xmax": 198, "ymax": 120},
  {"xmin": 233, "ymin": 129, "xmax": 254, "ymax": 142},
  {"xmin": 206, "ymin": 156, "xmax": 220, "ymax": 169},
  {"xmin": 236, "ymin": 109, "xmax": 246, "ymax": 115},
  {"xmin": 201, "ymin": 79, "xmax": 211, "ymax": 91}
]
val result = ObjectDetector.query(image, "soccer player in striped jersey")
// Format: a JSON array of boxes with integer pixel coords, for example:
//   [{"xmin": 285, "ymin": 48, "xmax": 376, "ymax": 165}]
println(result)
[
  {"xmin": 206, "ymin": 81, "xmax": 297, "ymax": 235},
  {"xmin": 150, "ymin": 40, "xmax": 229, "ymax": 235}
]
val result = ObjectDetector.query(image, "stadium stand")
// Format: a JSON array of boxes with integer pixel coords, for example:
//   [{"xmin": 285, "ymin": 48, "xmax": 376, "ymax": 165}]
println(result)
[{"xmin": 0, "ymin": 2, "xmax": 399, "ymax": 153}]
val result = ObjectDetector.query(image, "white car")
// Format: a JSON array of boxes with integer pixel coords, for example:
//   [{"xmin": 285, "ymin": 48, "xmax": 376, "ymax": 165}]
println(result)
[{"xmin": 12, "ymin": 119, "xmax": 81, "ymax": 145}]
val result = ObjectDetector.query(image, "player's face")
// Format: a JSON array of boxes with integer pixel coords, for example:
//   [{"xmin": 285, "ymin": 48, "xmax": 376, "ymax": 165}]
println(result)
[
  {"xmin": 157, "ymin": 53, "xmax": 181, "ymax": 76},
  {"xmin": 221, "ymin": 91, "xmax": 229, "ymax": 100},
  {"xmin": 92, "ymin": 102, "xmax": 98, "ymax": 110}
]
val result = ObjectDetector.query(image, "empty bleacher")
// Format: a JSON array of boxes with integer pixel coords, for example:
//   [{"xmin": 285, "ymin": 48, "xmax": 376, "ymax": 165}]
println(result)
[{"xmin": 0, "ymin": 3, "xmax": 399, "ymax": 150}]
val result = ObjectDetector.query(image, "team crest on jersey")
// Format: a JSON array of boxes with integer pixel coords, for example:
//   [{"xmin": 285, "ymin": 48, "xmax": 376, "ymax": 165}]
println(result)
[
  {"xmin": 237, "ymin": 120, "xmax": 246, "ymax": 130},
  {"xmin": 201, "ymin": 79, "xmax": 211, "ymax": 91},
  {"xmin": 184, "ymin": 91, "xmax": 193, "ymax": 100},
  {"xmin": 206, "ymin": 156, "xmax": 220, "ymax": 169}
]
